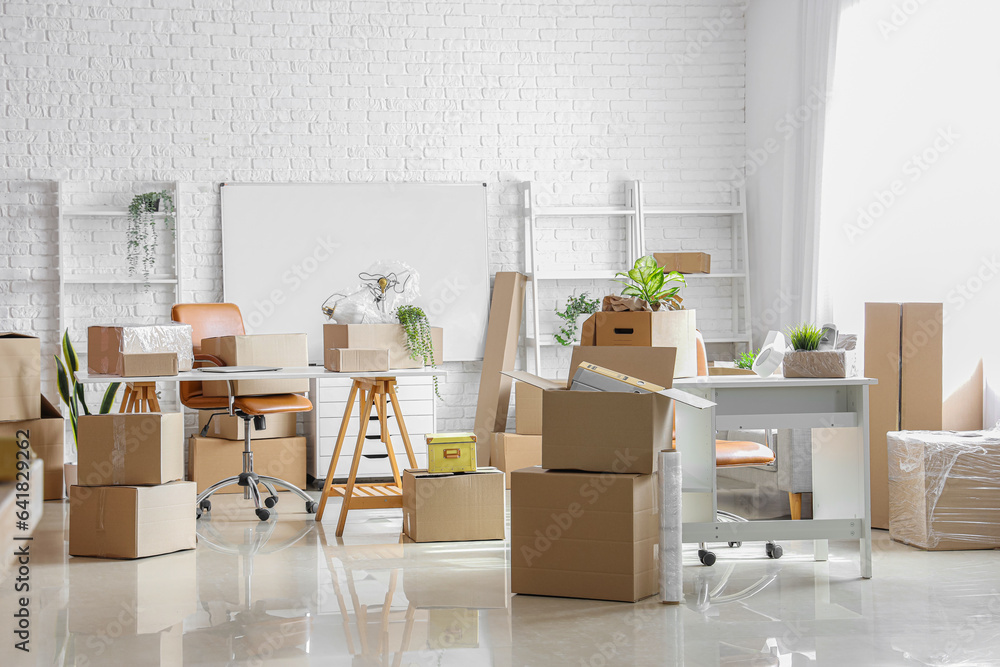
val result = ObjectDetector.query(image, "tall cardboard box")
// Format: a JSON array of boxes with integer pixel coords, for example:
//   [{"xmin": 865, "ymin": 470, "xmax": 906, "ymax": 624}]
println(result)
[
  {"xmin": 491, "ymin": 433, "xmax": 542, "ymax": 489},
  {"xmin": 582, "ymin": 310, "xmax": 697, "ymax": 378},
  {"xmin": 323, "ymin": 324, "xmax": 443, "ymax": 370},
  {"xmin": 201, "ymin": 333, "xmax": 309, "ymax": 397},
  {"xmin": 197, "ymin": 410, "xmax": 297, "ymax": 441},
  {"xmin": 0, "ymin": 395, "xmax": 64, "ymax": 499},
  {"xmin": 76, "ymin": 413, "xmax": 184, "ymax": 487},
  {"xmin": 188, "ymin": 435, "xmax": 306, "ymax": 494},
  {"xmin": 0, "ymin": 333, "xmax": 40, "ymax": 422},
  {"xmin": 511, "ymin": 467, "xmax": 658, "ymax": 603},
  {"xmin": 402, "ymin": 468, "xmax": 505, "ymax": 543},
  {"xmin": 653, "ymin": 252, "xmax": 711, "ymax": 274},
  {"xmin": 68, "ymin": 481, "xmax": 197, "ymax": 559},
  {"xmin": 900, "ymin": 303, "xmax": 943, "ymax": 430}
]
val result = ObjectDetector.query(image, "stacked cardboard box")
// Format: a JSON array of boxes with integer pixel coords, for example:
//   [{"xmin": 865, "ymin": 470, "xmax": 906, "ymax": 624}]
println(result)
[
  {"xmin": 401, "ymin": 468, "xmax": 505, "ymax": 543},
  {"xmin": 506, "ymin": 346, "xmax": 705, "ymax": 603},
  {"xmin": 70, "ymin": 412, "xmax": 196, "ymax": 559}
]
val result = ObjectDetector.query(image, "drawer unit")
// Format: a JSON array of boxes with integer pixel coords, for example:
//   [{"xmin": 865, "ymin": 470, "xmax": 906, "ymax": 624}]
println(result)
[{"xmin": 308, "ymin": 376, "xmax": 437, "ymax": 480}]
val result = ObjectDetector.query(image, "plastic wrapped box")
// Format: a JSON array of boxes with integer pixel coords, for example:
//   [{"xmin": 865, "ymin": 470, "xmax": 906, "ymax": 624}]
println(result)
[
  {"xmin": 88, "ymin": 324, "xmax": 194, "ymax": 376},
  {"xmin": 887, "ymin": 430, "xmax": 1000, "ymax": 550}
]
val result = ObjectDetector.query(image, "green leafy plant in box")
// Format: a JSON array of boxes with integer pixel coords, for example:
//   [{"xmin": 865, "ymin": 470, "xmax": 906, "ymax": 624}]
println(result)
[
  {"xmin": 786, "ymin": 323, "xmax": 824, "ymax": 351},
  {"xmin": 614, "ymin": 255, "xmax": 687, "ymax": 310},
  {"xmin": 735, "ymin": 348, "xmax": 760, "ymax": 370}
]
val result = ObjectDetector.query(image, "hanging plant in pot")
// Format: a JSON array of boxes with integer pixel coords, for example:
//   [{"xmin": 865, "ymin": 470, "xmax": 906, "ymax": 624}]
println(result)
[
  {"xmin": 554, "ymin": 292, "xmax": 600, "ymax": 346},
  {"xmin": 395, "ymin": 305, "xmax": 441, "ymax": 399},
  {"xmin": 126, "ymin": 190, "xmax": 175, "ymax": 284}
]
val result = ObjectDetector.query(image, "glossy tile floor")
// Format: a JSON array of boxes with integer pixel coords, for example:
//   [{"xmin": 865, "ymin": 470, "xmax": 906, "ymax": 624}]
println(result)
[{"xmin": 3, "ymin": 493, "xmax": 1000, "ymax": 666}]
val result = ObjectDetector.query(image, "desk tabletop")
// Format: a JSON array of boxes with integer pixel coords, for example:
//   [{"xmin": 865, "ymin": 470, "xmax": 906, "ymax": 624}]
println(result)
[
  {"xmin": 75, "ymin": 366, "xmax": 446, "ymax": 384},
  {"xmin": 672, "ymin": 375, "xmax": 877, "ymax": 389}
]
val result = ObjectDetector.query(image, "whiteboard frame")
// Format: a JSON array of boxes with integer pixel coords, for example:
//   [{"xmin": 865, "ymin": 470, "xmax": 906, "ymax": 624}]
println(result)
[{"xmin": 219, "ymin": 181, "xmax": 490, "ymax": 362}]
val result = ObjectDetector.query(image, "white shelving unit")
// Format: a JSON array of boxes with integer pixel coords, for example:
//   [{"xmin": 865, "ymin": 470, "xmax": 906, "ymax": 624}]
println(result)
[{"xmin": 520, "ymin": 180, "xmax": 753, "ymax": 373}]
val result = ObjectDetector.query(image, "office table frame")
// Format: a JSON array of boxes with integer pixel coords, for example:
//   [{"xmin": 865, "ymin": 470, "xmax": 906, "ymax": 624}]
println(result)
[{"xmin": 672, "ymin": 375, "xmax": 876, "ymax": 579}]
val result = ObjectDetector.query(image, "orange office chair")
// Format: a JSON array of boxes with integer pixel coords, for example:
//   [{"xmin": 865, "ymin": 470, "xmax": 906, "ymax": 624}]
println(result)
[
  {"xmin": 690, "ymin": 331, "xmax": 782, "ymax": 566},
  {"xmin": 172, "ymin": 303, "xmax": 318, "ymax": 521}
]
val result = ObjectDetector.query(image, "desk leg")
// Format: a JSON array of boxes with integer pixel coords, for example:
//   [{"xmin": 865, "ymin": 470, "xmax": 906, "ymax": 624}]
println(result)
[
  {"xmin": 814, "ymin": 540, "xmax": 829, "ymax": 561},
  {"xmin": 336, "ymin": 388, "xmax": 377, "ymax": 537},
  {"xmin": 388, "ymin": 381, "xmax": 418, "ymax": 468},
  {"xmin": 857, "ymin": 385, "xmax": 873, "ymax": 579},
  {"xmin": 316, "ymin": 381, "xmax": 359, "ymax": 522},
  {"xmin": 378, "ymin": 383, "xmax": 403, "ymax": 487}
]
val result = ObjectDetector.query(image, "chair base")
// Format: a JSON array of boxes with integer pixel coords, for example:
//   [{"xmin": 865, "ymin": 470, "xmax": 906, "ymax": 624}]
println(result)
[{"xmin": 698, "ymin": 510, "xmax": 782, "ymax": 565}]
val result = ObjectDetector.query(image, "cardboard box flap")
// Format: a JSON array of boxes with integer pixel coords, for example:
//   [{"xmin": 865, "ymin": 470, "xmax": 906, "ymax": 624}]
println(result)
[
  {"xmin": 502, "ymin": 370, "xmax": 712, "ymax": 410},
  {"xmin": 40, "ymin": 394, "xmax": 62, "ymax": 418},
  {"xmin": 0, "ymin": 332, "xmax": 37, "ymax": 340},
  {"xmin": 569, "ymin": 346, "xmax": 676, "ymax": 388},
  {"xmin": 501, "ymin": 371, "xmax": 566, "ymax": 391}
]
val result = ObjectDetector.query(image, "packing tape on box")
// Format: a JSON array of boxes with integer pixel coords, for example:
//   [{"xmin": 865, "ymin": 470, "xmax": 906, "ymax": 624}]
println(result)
[
  {"xmin": 112, "ymin": 417, "xmax": 126, "ymax": 485},
  {"xmin": 659, "ymin": 449, "xmax": 683, "ymax": 604}
]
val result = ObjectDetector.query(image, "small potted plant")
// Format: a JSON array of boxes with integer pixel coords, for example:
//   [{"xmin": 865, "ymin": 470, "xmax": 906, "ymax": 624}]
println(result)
[
  {"xmin": 127, "ymin": 190, "xmax": 175, "ymax": 283},
  {"xmin": 395, "ymin": 305, "xmax": 440, "ymax": 399},
  {"xmin": 53, "ymin": 330, "xmax": 121, "ymax": 492},
  {"xmin": 554, "ymin": 293, "xmax": 600, "ymax": 346},
  {"xmin": 782, "ymin": 323, "xmax": 856, "ymax": 377}
]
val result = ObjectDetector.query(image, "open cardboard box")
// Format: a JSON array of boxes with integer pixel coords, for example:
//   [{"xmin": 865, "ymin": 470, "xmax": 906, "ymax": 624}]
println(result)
[
  {"xmin": 579, "ymin": 311, "xmax": 698, "ymax": 378},
  {"xmin": 503, "ymin": 347, "xmax": 713, "ymax": 475}
]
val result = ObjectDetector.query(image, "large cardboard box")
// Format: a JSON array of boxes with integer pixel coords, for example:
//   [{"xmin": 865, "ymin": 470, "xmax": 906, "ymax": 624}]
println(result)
[
  {"xmin": 865, "ymin": 302, "xmax": 943, "ymax": 529},
  {"xmin": 188, "ymin": 435, "xmax": 306, "ymax": 494},
  {"xmin": 0, "ymin": 333, "xmax": 40, "ymax": 422},
  {"xmin": 515, "ymin": 381, "xmax": 551, "ymax": 435},
  {"xmin": 201, "ymin": 333, "xmax": 309, "ymax": 396},
  {"xmin": 504, "ymin": 347, "xmax": 712, "ymax": 475},
  {"xmin": 76, "ymin": 412, "xmax": 184, "ymax": 487},
  {"xmin": 323, "ymin": 324, "xmax": 443, "ymax": 370},
  {"xmin": 653, "ymin": 252, "xmax": 711, "ymax": 274},
  {"xmin": 1, "ymin": 396, "xmax": 66, "ymax": 500},
  {"xmin": 68, "ymin": 481, "xmax": 197, "ymax": 559},
  {"xmin": 68, "ymin": 550, "xmax": 196, "ymax": 634},
  {"xmin": 324, "ymin": 347, "xmax": 390, "ymax": 372},
  {"xmin": 511, "ymin": 467, "xmax": 658, "ymax": 603},
  {"xmin": 583, "ymin": 310, "xmax": 697, "ymax": 378},
  {"xmin": 402, "ymin": 468, "xmax": 505, "ymax": 543},
  {"xmin": 197, "ymin": 410, "xmax": 297, "ymax": 441},
  {"xmin": 491, "ymin": 433, "xmax": 542, "ymax": 489},
  {"xmin": 887, "ymin": 430, "xmax": 1000, "ymax": 550},
  {"xmin": 87, "ymin": 324, "xmax": 194, "ymax": 375}
]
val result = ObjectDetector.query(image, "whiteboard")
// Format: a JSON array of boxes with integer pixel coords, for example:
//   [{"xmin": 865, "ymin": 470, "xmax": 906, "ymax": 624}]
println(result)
[{"xmin": 221, "ymin": 183, "xmax": 489, "ymax": 363}]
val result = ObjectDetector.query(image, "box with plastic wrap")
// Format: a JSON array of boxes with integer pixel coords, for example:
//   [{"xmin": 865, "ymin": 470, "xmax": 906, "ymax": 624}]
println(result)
[
  {"xmin": 88, "ymin": 324, "xmax": 194, "ymax": 376},
  {"xmin": 887, "ymin": 430, "xmax": 1000, "ymax": 550}
]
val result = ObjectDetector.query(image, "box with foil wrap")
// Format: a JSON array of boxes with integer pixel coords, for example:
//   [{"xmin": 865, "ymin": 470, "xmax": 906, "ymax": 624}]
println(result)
[
  {"xmin": 888, "ymin": 429, "xmax": 1000, "ymax": 550},
  {"xmin": 88, "ymin": 324, "xmax": 194, "ymax": 376},
  {"xmin": 76, "ymin": 413, "xmax": 184, "ymax": 486}
]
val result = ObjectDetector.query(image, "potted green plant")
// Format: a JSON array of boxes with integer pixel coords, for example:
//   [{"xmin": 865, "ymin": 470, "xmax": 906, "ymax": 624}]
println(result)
[
  {"xmin": 782, "ymin": 323, "xmax": 856, "ymax": 377},
  {"xmin": 554, "ymin": 293, "xmax": 600, "ymax": 346},
  {"xmin": 53, "ymin": 330, "xmax": 121, "ymax": 490},
  {"xmin": 395, "ymin": 305, "xmax": 440, "ymax": 398},
  {"xmin": 735, "ymin": 348, "xmax": 760, "ymax": 370},
  {"xmin": 127, "ymin": 190, "xmax": 175, "ymax": 283},
  {"xmin": 614, "ymin": 255, "xmax": 686, "ymax": 311}
]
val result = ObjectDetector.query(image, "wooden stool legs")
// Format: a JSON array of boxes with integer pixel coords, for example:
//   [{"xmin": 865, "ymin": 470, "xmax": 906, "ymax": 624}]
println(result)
[{"xmin": 118, "ymin": 382, "xmax": 160, "ymax": 413}]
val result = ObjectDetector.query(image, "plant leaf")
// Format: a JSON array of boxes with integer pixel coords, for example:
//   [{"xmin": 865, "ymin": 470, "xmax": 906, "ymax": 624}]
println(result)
[
  {"xmin": 76, "ymin": 382, "xmax": 91, "ymax": 416},
  {"xmin": 100, "ymin": 383, "xmax": 121, "ymax": 413},
  {"xmin": 62, "ymin": 330, "xmax": 79, "ymax": 376},
  {"xmin": 55, "ymin": 356, "xmax": 72, "ymax": 408}
]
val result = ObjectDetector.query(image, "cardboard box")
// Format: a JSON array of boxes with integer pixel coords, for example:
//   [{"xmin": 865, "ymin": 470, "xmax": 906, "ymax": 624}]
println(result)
[
  {"xmin": 426, "ymin": 432, "xmax": 477, "ymax": 474},
  {"xmin": 188, "ymin": 435, "xmax": 306, "ymax": 494},
  {"xmin": 201, "ymin": 333, "xmax": 309, "ymax": 397},
  {"xmin": 491, "ymin": 433, "xmax": 542, "ymax": 489},
  {"xmin": 0, "ymin": 333, "xmax": 40, "ymax": 422},
  {"xmin": 323, "ymin": 324, "xmax": 443, "ymax": 370},
  {"xmin": 504, "ymin": 347, "xmax": 713, "ymax": 475},
  {"xmin": 87, "ymin": 324, "xmax": 194, "ymax": 375},
  {"xmin": 653, "ymin": 252, "xmax": 711, "ymax": 274},
  {"xmin": 197, "ymin": 410, "xmax": 297, "ymax": 441},
  {"xmin": 900, "ymin": 303, "xmax": 943, "ymax": 430},
  {"xmin": 584, "ymin": 310, "xmax": 697, "ymax": 378},
  {"xmin": 324, "ymin": 347, "xmax": 390, "ymax": 372},
  {"xmin": 0, "ymin": 428, "xmax": 30, "ymax": 482},
  {"xmin": 68, "ymin": 550, "xmax": 196, "ymax": 634},
  {"xmin": 0, "ymin": 458, "xmax": 44, "ymax": 578},
  {"xmin": 515, "ymin": 380, "xmax": 548, "ymax": 435},
  {"xmin": 77, "ymin": 412, "xmax": 184, "ymax": 487},
  {"xmin": 402, "ymin": 468, "xmax": 505, "ymax": 543},
  {"xmin": 510, "ymin": 467, "xmax": 658, "ymax": 602},
  {"xmin": 68, "ymin": 481, "xmax": 197, "ymax": 559},
  {"xmin": 888, "ymin": 430, "xmax": 1000, "ymax": 550},
  {"xmin": 0, "ymin": 395, "xmax": 64, "ymax": 499},
  {"xmin": 73, "ymin": 622, "xmax": 183, "ymax": 667}
]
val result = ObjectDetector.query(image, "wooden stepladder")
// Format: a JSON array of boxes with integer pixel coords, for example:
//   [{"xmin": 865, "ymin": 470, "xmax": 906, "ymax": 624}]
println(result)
[
  {"xmin": 118, "ymin": 382, "xmax": 160, "ymax": 413},
  {"xmin": 316, "ymin": 377, "xmax": 418, "ymax": 536}
]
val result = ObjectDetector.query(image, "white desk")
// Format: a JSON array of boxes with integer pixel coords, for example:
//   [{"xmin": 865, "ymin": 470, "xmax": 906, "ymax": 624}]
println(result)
[
  {"xmin": 76, "ymin": 367, "xmax": 445, "ymax": 385},
  {"xmin": 671, "ymin": 375, "xmax": 876, "ymax": 579}
]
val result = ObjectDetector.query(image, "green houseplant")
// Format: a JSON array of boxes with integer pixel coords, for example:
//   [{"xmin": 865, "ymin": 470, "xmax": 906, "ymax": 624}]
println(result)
[
  {"xmin": 395, "ymin": 305, "xmax": 440, "ymax": 398},
  {"xmin": 127, "ymin": 190, "xmax": 175, "ymax": 282},
  {"xmin": 614, "ymin": 255, "xmax": 687, "ymax": 310},
  {"xmin": 53, "ymin": 330, "xmax": 121, "ymax": 450},
  {"xmin": 786, "ymin": 323, "xmax": 824, "ymax": 351},
  {"xmin": 735, "ymin": 348, "xmax": 760, "ymax": 370},
  {"xmin": 554, "ymin": 293, "xmax": 600, "ymax": 346}
]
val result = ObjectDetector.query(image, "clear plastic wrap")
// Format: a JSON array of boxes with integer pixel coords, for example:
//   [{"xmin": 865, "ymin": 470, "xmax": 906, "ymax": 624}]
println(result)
[
  {"xmin": 322, "ymin": 261, "xmax": 420, "ymax": 324},
  {"xmin": 659, "ymin": 449, "xmax": 683, "ymax": 604},
  {"xmin": 887, "ymin": 429, "xmax": 1000, "ymax": 550},
  {"xmin": 88, "ymin": 324, "xmax": 193, "ymax": 375},
  {"xmin": 782, "ymin": 334, "xmax": 857, "ymax": 378}
]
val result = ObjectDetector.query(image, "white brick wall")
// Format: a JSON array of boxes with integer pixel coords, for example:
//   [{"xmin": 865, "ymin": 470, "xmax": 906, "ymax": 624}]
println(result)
[{"xmin": 0, "ymin": 0, "xmax": 746, "ymax": 434}]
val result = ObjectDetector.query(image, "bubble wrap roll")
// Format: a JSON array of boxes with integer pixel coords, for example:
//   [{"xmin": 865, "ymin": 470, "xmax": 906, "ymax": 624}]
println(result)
[{"xmin": 659, "ymin": 449, "xmax": 683, "ymax": 604}]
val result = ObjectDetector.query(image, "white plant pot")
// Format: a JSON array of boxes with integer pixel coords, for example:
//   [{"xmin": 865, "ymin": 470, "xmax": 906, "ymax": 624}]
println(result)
[{"xmin": 575, "ymin": 313, "xmax": 592, "ymax": 344}]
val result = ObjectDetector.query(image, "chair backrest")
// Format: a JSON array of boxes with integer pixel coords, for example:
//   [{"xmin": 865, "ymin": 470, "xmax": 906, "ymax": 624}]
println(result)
[
  {"xmin": 171, "ymin": 303, "xmax": 245, "ymax": 405},
  {"xmin": 695, "ymin": 330, "xmax": 708, "ymax": 377}
]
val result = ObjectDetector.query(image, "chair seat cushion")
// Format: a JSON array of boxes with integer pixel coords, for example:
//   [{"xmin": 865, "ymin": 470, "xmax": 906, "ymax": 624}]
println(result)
[
  {"xmin": 233, "ymin": 393, "xmax": 313, "ymax": 415},
  {"xmin": 180, "ymin": 394, "xmax": 230, "ymax": 410},
  {"xmin": 716, "ymin": 440, "xmax": 776, "ymax": 467}
]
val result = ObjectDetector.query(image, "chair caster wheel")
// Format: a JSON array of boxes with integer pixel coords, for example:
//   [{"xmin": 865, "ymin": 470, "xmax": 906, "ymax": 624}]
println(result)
[
  {"xmin": 255, "ymin": 508, "xmax": 270, "ymax": 521},
  {"xmin": 766, "ymin": 543, "xmax": 783, "ymax": 559},
  {"xmin": 199, "ymin": 499, "xmax": 212, "ymax": 513},
  {"xmin": 698, "ymin": 549, "xmax": 716, "ymax": 566},
  {"xmin": 306, "ymin": 501, "xmax": 318, "ymax": 514},
  {"xmin": 728, "ymin": 541, "xmax": 742, "ymax": 549},
  {"xmin": 264, "ymin": 496, "xmax": 278, "ymax": 508},
  {"xmin": 196, "ymin": 507, "xmax": 202, "ymax": 519}
]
